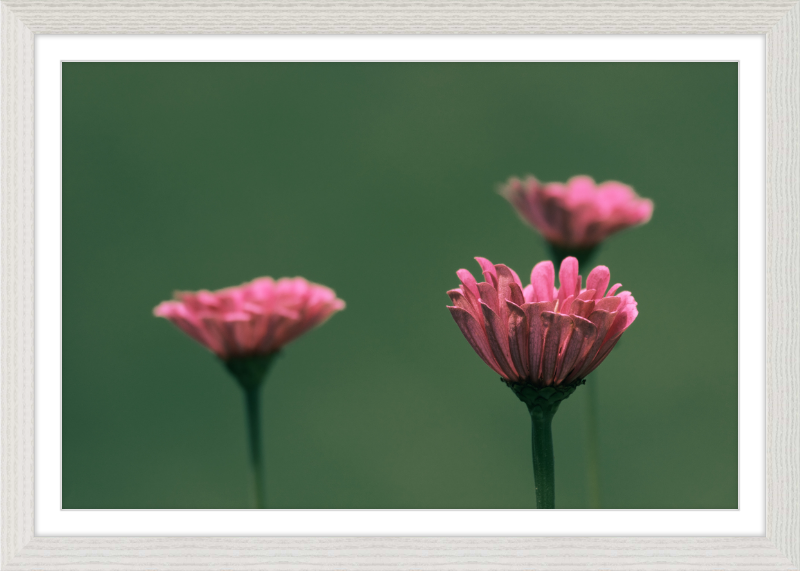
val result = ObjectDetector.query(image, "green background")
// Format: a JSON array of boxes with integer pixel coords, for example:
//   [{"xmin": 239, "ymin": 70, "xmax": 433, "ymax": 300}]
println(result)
[{"xmin": 62, "ymin": 63, "xmax": 737, "ymax": 509}]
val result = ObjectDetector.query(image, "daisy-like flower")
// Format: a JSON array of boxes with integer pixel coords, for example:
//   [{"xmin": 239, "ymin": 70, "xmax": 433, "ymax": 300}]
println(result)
[
  {"xmin": 154, "ymin": 277, "xmax": 345, "ymax": 361},
  {"xmin": 447, "ymin": 257, "xmax": 637, "ymax": 386},
  {"xmin": 446, "ymin": 256, "xmax": 639, "ymax": 509},
  {"xmin": 154, "ymin": 276, "xmax": 344, "ymax": 509},
  {"xmin": 500, "ymin": 175, "xmax": 653, "ymax": 252}
]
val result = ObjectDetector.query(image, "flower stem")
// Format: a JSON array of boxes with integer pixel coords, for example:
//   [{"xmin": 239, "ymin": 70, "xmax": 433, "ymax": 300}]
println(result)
[
  {"xmin": 548, "ymin": 243, "xmax": 597, "ymax": 269},
  {"xmin": 223, "ymin": 353, "xmax": 278, "ymax": 509},
  {"xmin": 243, "ymin": 383, "xmax": 266, "ymax": 509},
  {"xmin": 506, "ymin": 381, "xmax": 582, "ymax": 509},
  {"xmin": 529, "ymin": 405, "xmax": 557, "ymax": 509}
]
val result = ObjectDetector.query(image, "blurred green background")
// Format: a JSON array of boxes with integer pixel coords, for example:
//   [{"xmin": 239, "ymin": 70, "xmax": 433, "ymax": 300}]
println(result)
[{"xmin": 62, "ymin": 63, "xmax": 737, "ymax": 509}]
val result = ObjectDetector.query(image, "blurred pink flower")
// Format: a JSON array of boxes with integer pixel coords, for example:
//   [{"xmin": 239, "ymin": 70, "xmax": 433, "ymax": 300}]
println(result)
[
  {"xmin": 154, "ymin": 277, "xmax": 345, "ymax": 360},
  {"xmin": 500, "ymin": 175, "xmax": 653, "ymax": 250},
  {"xmin": 447, "ymin": 256, "xmax": 638, "ymax": 386}
]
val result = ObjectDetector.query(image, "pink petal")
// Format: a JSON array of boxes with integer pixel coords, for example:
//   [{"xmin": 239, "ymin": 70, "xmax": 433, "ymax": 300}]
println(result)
[
  {"xmin": 570, "ymin": 298, "xmax": 595, "ymax": 319},
  {"xmin": 229, "ymin": 319, "xmax": 258, "ymax": 357},
  {"xmin": 539, "ymin": 313, "xmax": 575, "ymax": 386},
  {"xmin": 477, "ymin": 282, "xmax": 499, "ymax": 315},
  {"xmin": 508, "ymin": 266, "xmax": 524, "ymax": 290},
  {"xmin": 522, "ymin": 284, "xmax": 535, "ymax": 303},
  {"xmin": 456, "ymin": 269, "xmax": 481, "ymax": 309},
  {"xmin": 606, "ymin": 283, "xmax": 623, "ymax": 297},
  {"xmin": 254, "ymin": 312, "xmax": 293, "ymax": 354},
  {"xmin": 559, "ymin": 294, "xmax": 575, "ymax": 316},
  {"xmin": 506, "ymin": 301, "xmax": 530, "ymax": 380},
  {"xmin": 448, "ymin": 306, "xmax": 504, "ymax": 377},
  {"xmin": 603, "ymin": 293, "xmax": 639, "ymax": 343},
  {"xmin": 523, "ymin": 300, "xmax": 557, "ymax": 381},
  {"xmin": 167, "ymin": 315, "xmax": 222, "ymax": 355},
  {"xmin": 200, "ymin": 316, "xmax": 237, "ymax": 359},
  {"xmin": 556, "ymin": 315, "xmax": 597, "ymax": 385},
  {"xmin": 557, "ymin": 256, "xmax": 580, "ymax": 304},
  {"xmin": 508, "ymin": 282, "xmax": 525, "ymax": 306},
  {"xmin": 447, "ymin": 288, "xmax": 465, "ymax": 304},
  {"xmin": 481, "ymin": 302, "xmax": 518, "ymax": 380},
  {"xmin": 586, "ymin": 266, "xmax": 611, "ymax": 300},
  {"xmin": 594, "ymin": 296, "xmax": 622, "ymax": 313},
  {"xmin": 574, "ymin": 309, "xmax": 616, "ymax": 379},
  {"xmin": 475, "ymin": 257, "xmax": 498, "ymax": 287},
  {"xmin": 496, "ymin": 264, "xmax": 524, "ymax": 304},
  {"xmin": 447, "ymin": 289, "xmax": 477, "ymax": 316},
  {"xmin": 531, "ymin": 261, "xmax": 556, "ymax": 302},
  {"xmin": 495, "ymin": 264, "xmax": 525, "ymax": 326}
]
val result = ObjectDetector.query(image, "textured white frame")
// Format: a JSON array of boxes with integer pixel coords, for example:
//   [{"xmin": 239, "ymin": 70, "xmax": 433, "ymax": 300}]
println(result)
[{"xmin": 1, "ymin": 1, "xmax": 797, "ymax": 569}]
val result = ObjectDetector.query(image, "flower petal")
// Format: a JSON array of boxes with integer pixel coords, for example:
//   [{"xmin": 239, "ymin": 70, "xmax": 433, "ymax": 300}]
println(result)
[
  {"xmin": 475, "ymin": 257, "xmax": 498, "ymax": 287},
  {"xmin": 508, "ymin": 266, "xmax": 524, "ymax": 290},
  {"xmin": 570, "ymin": 298, "xmax": 595, "ymax": 319},
  {"xmin": 447, "ymin": 289, "xmax": 477, "ymax": 316},
  {"xmin": 457, "ymin": 269, "xmax": 482, "ymax": 310},
  {"xmin": 496, "ymin": 264, "xmax": 525, "ymax": 305},
  {"xmin": 200, "ymin": 316, "xmax": 237, "ymax": 359},
  {"xmin": 559, "ymin": 294, "xmax": 575, "ymax": 316},
  {"xmin": 594, "ymin": 295, "xmax": 622, "ymax": 313},
  {"xmin": 522, "ymin": 284, "xmax": 535, "ymax": 303},
  {"xmin": 448, "ymin": 306, "xmax": 504, "ymax": 377},
  {"xmin": 574, "ymin": 309, "xmax": 616, "ymax": 378},
  {"xmin": 603, "ymin": 292, "xmax": 639, "ymax": 343},
  {"xmin": 586, "ymin": 266, "xmax": 611, "ymax": 300},
  {"xmin": 556, "ymin": 315, "xmax": 597, "ymax": 385},
  {"xmin": 531, "ymin": 261, "xmax": 556, "ymax": 302},
  {"xmin": 481, "ymin": 302, "xmax": 518, "ymax": 380},
  {"xmin": 477, "ymin": 282, "xmax": 499, "ymax": 315},
  {"xmin": 496, "ymin": 264, "xmax": 525, "ymax": 327},
  {"xmin": 523, "ymin": 300, "xmax": 557, "ymax": 380},
  {"xmin": 506, "ymin": 301, "xmax": 530, "ymax": 380},
  {"xmin": 539, "ymin": 312, "xmax": 575, "ymax": 386},
  {"xmin": 558, "ymin": 256, "xmax": 580, "ymax": 304}
]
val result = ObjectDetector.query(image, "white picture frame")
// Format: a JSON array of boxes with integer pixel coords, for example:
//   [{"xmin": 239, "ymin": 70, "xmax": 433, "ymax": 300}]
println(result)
[{"xmin": 2, "ymin": 1, "xmax": 797, "ymax": 568}]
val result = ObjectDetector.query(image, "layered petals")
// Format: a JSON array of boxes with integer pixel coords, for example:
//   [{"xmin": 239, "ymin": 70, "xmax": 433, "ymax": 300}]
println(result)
[
  {"xmin": 499, "ymin": 175, "xmax": 653, "ymax": 249},
  {"xmin": 447, "ymin": 257, "xmax": 638, "ymax": 386},
  {"xmin": 154, "ymin": 276, "xmax": 345, "ymax": 360}
]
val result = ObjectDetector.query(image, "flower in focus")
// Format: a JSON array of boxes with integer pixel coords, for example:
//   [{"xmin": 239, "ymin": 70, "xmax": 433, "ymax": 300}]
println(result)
[
  {"xmin": 154, "ymin": 276, "xmax": 345, "ymax": 361},
  {"xmin": 447, "ymin": 256, "xmax": 637, "ymax": 386},
  {"xmin": 499, "ymin": 175, "xmax": 653, "ymax": 250}
]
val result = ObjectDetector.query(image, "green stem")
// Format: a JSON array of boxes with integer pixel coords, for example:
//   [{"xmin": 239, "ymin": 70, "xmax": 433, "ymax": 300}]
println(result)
[
  {"xmin": 529, "ymin": 405, "xmax": 556, "ymax": 509},
  {"xmin": 223, "ymin": 353, "xmax": 277, "ymax": 509},
  {"xmin": 243, "ymin": 383, "xmax": 266, "ymax": 509},
  {"xmin": 584, "ymin": 378, "xmax": 602, "ymax": 508},
  {"xmin": 506, "ymin": 381, "xmax": 582, "ymax": 509},
  {"xmin": 547, "ymin": 243, "xmax": 597, "ymax": 269}
]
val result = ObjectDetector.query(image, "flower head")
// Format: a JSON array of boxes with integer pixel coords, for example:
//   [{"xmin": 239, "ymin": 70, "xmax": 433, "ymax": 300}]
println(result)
[
  {"xmin": 447, "ymin": 257, "xmax": 637, "ymax": 386},
  {"xmin": 154, "ymin": 277, "xmax": 345, "ymax": 360},
  {"xmin": 500, "ymin": 175, "xmax": 653, "ymax": 250}
]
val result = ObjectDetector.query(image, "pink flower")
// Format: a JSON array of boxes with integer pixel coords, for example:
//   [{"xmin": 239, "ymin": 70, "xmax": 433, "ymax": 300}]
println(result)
[
  {"xmin": 154, "ymin": 277, "xmax": 345, "ymax": 360},
  {"xmin": 500, "ymin": 175, "xmax": 653, "ymax": 250},
  {"xmin": 447, "ymin": 257, "xmax": 638, "ymax": 386}
]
